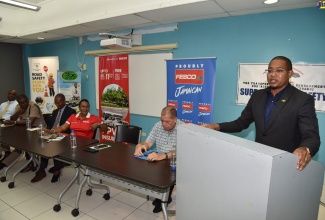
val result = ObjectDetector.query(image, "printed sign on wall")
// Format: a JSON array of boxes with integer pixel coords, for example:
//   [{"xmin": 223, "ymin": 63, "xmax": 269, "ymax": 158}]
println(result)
[
  {"xmin": 238, "ymin": 64, "xmax": 325, "ymax": 112},
  {"xmin": 57, "ymin": 71, "xmax": 82, "ymax": 112}
]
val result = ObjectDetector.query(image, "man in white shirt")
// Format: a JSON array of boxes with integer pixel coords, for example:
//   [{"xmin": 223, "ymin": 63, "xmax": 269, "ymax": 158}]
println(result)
[{"xmin": 0, "ymin": 89, "xmax": 18, "ymax": 161}]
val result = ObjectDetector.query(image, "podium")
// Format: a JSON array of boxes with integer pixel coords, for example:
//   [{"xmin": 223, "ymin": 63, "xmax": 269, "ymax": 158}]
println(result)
[{"xmin": 177, "ymin": 124, "xmax": 324, "ymax": 220}]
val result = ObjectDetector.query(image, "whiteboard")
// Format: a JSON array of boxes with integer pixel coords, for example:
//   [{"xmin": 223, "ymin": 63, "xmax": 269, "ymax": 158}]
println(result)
[
  {"xmin": 129, "ymin": 53, "xmax": 172, "ymax": 117},
  {"xmin": 95, "ymin": 52, "xmax": 172, "ymax": 117}
]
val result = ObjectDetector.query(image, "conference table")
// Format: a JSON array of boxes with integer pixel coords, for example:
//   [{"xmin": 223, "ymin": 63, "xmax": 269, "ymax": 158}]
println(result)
[
  {"xmin": 0, "ymin": 125, "xmax": 98, "ymax": 187},
  {"xmin": 0, "ymin": 125, "xmax": 176, "ymax": 219},
  {"xmin": 55, "ymin": 142, "xmax": 176, "ymax": 220}
]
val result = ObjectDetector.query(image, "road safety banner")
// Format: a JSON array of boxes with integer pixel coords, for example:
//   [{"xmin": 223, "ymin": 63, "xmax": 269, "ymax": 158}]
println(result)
[
  {"xmin": 57, "ymin": 71, "xmax": 82, "ymax": 113},
  {"xmin": 167, "ymin": 58, "xmax": 216, "ymax": 124},
  {"xmin": 98, "ymin": 54, "xmax": 129, "ymax": 141},
  {"xmin": 28, "ymin": 57, "xmax": 59, "ymax": 114},
  {"xmin": 237, "ymin": 64, "xmax": 325, "ymax": 112}
]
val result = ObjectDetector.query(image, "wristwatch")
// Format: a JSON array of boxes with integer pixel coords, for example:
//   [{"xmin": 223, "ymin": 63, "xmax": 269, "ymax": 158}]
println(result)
[
  {"xmin": 165, "ymin": 153, "xmax": 168, "ymax": 160},
  {"xmin": 306, "ymin": 147, "xmax": 311, "ymax": 155}
]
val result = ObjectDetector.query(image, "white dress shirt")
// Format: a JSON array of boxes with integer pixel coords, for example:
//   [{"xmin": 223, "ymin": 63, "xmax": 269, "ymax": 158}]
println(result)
[{"xmin": 0, "ymin": 100, "xmax": 18, "ymax": 120}]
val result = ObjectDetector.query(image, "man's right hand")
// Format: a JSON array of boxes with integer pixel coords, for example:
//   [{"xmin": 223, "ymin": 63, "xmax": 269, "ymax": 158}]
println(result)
[
  {"xmin": 134, "ymin": 143, "xmax": 147, "ymax": 156},
  {"xmin": 201, "ymin": 123, "xmax": 220, "ymax": 130}
]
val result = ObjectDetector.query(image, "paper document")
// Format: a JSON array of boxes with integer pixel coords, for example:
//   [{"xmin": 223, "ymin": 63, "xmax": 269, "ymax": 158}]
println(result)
[
  {"xmin": 1, "ymin": 124, "xmax": 14, "ymax": 127},
  {"xmin": 27, "ymin": 127, "xmax": 39, "ymax": 131}
]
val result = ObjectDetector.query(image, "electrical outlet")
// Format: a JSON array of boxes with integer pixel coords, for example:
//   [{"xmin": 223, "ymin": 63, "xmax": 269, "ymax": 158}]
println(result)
[{"xmin": 141, "ymin": 132, "xmax": 146, "ymax": 136}]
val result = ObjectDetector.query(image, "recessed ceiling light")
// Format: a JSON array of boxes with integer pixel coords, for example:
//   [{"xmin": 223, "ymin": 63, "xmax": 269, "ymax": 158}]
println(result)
[
  {"xmin": 264, "ymin": 0, "xmax": 278, "ymax": 4},
  {"xmin": 37, "ymin": 37, "xmax": 45, "ymax": 40}
]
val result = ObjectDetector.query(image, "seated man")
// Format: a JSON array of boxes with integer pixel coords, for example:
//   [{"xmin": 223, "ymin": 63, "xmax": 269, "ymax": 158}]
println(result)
[
  {"xmin": 0, "ymin": 94, "xmax": 47, "ymax": 171},
  {"xmin": 134, "ymin": 106, "xmax": 183, "ymax": 213},
  {"xmin": 0, "ymin": 89, "xmax": 18, "ymax": 162},
  {"xmin": 30, "ymin": 93, "xmax": 76, "ymax": 183}
]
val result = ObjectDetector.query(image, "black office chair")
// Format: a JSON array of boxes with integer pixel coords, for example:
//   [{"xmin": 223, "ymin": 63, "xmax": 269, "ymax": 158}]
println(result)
[{"xmin": 114, "ymin": 125, "xmax": 142, "ymax": 145}]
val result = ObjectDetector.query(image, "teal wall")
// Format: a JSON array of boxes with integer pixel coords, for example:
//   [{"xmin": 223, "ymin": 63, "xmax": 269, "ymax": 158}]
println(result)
[{"xmin": 23, "ymin": 7, "xmax": 325, "ymax": 164}]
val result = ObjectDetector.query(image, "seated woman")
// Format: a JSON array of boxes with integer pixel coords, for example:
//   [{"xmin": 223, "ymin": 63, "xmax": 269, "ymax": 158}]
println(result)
[{"xmin": 45, "ymin": 99, "xmax": 108, "ymax": 182}]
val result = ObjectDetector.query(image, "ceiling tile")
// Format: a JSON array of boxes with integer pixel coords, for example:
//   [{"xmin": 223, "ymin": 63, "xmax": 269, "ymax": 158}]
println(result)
[{"xmin": 138, "ymin": 1, "xmax": 226, "ymax": 23}]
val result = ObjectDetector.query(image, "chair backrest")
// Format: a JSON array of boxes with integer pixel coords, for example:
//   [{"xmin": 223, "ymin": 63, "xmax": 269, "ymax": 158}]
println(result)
[
  {"xmin": 114, "ymin": 125, "xmax": 142, "ymax": 145},
  {"xmin": 92, "ymin": 127, "xmax": 99, "ymax": 140},
  {"xmin": 43, "ymin": 113, "xmax": 52, "ymax": 128}
]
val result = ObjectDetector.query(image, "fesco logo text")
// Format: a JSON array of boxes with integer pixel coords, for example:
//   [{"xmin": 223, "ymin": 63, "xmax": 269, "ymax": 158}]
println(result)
[
  {"xmin": 182, "ymin": 103, "xmax": 193, "ymax": 110},
  {"xmin": 198, "ymin": 105, "xmax": 211, "ymax": 112},
  {"xmin": 175, "ymin": 69, "xmax": 204, "ymax": 85},
  {"xmin": 168, "ymin": 101, "xmax": 178, "ymax": 108}
]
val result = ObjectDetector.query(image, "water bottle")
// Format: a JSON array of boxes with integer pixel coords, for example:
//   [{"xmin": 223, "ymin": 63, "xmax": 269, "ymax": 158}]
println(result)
[
  {"xmin": 38, "ymin": 122, "xmax": 43, "ymax": 138},
  {"xmin": 170, "ymin": 153, "xmax": 176, "ymax": 171},
  {"xmin": 170, "ymin": 144, "xmax": 177, "ymax": 171},
  {"xmin": 70, "ymin": 130, "xmax": 77, "ymax": 148},
  {"xmin": 26, "ymin": 116, "xmax": 31, "ymax": 129}
]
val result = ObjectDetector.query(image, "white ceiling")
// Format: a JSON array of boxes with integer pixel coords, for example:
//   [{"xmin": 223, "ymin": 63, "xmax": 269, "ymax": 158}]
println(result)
[{"xmin": 0, "ymin": 0, "xmax": 316, "ymax": 44}]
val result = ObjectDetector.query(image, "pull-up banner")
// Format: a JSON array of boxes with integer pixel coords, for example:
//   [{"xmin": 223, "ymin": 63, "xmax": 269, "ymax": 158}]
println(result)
[
  {"xmin": 98, "ymin": 54, "xmax": 130, "ymax": 141},
  {"xmin": 28, "ymin": 57, "xmax": 59, "ymax": 114},
  {"xmin": 167, "ymin": 58, "xmax": 216, "ymax": 124}
]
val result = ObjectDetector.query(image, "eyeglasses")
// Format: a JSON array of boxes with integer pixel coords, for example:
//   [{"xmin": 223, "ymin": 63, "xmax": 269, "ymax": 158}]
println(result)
[{"xmin": 265, "ymin": 68, "xmax": 287, "ymax": 75}]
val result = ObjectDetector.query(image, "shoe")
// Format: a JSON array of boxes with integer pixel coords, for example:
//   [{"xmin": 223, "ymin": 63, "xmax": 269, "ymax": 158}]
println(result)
[
  {"xmin": 31, "ymin": 170, "xmax": 46, "ymax": 183},
  {"xmin": 48, "ymin": 166, "xmax": 55, "ymax": 173},
  {"xmin": 152, "ymin": 198, "xmax": 172, "ymax": 206},
  {"xmin": 51, "ymin": 170, "xmax": 61, "ymax": 183},
  {"xmin": 152, "ymin": 198, "xmax": 172, "ymax": 213},
  {"xmin": 0, "ymin": 151, "xmax": 11, "ymax": 162},
  {"xmin": 20, "ymin": 162, "xmax": 35, "ymax": 173},
  {"xmin": 0, "ymin": 162, "xmax": 6, "ymax": 170}
]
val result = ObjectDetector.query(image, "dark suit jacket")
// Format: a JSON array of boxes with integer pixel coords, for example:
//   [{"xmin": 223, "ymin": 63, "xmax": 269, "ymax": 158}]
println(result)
[
  {"xmin": 220, "ymin": 84, "xmax": 320, "ymax": 156},
  {"xmin": 47, "ymin": 106, "xmax": 76, "ymax": 134}
]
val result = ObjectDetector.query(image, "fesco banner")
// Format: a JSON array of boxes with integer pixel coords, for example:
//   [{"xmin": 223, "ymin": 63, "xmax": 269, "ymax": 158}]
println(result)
[
  {"xmin": 167, "ymin": 58, "xmax": 216, "ymax": 124},
  {"xmin": 28, "ymin": 57, "xmax": 59, "ymax": 113},
  {"xmin": 98, "ymin": 55, "xmax": 129, "ymax": 141}
]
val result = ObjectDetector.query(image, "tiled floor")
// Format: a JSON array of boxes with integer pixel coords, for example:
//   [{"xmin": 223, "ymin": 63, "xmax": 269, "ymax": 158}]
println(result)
[
  {"xmin": 0, "ymin": 160, "xmax": 176, "ymax": 220},
  {"xmin": 0, "ymin": 160, "xmax": 324, "ymax": 220}
]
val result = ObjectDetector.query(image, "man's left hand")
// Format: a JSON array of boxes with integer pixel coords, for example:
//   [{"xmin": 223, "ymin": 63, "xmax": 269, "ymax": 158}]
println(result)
[
  {"xmin": 146, "ymin": 152, "xmax": 164, "ymax": 161},
  {"xmin": 293, "ymin": 146, "xmax": 311, "ymax": 171}
]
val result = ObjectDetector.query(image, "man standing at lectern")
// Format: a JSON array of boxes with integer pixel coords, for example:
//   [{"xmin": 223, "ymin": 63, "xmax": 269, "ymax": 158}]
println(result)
[{"xmin": 202, "ymin": 56, "xmax": 320, "ymax": 171}]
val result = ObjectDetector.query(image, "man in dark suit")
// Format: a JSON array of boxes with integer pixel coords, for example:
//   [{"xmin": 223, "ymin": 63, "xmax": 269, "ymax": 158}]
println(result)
[
  {"xmin": 31, "ymin": 93, "xmax": 76, "ymax": 183},
  {"xmin": 202, "ymin": 56, "xmax": 320, "ymax": 171}
]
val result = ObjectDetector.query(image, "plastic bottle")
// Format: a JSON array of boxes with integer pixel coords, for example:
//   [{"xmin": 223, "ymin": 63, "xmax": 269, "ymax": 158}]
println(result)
[
  {"xmin": 70, "ymin": 130, "xmax": 77, "ymax": 148},
  {"xmin": 38, "ymin": 122, "xmax": 43, "ymax": 138},
  {"xmin": 26, "ymin": 116, "xmax": 31, "ymax": 129},
  {"xmin": 170, "ymin": 153, "xmax": 176, "ymax": 171},
  {"xmin": 170, "ymin": 144, "xmax": 177, "ymax": 171}
]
